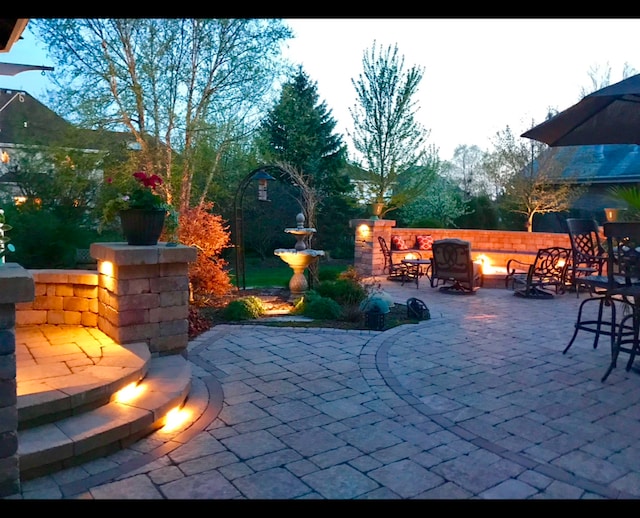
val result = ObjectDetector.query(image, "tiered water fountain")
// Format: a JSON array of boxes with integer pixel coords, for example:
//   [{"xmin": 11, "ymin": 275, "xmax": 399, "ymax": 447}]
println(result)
[{"xmin": 274, "ymin": 213, "xmax": 325, "ymax": 300}]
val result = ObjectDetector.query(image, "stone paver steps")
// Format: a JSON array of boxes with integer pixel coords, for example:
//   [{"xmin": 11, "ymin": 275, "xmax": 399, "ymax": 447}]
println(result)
[{"xmin": 15, "ymin": 325, "xmax": 192, "ymax": 481}]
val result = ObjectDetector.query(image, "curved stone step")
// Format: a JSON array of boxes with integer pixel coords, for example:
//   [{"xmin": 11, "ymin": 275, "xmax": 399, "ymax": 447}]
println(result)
[
  {"xmin": 16, "ymin": 325, "xmax": 151, "ymax": 429},
  {"xmin": 18, "ymin": 354, "xmax": 191, "ymax": 480}
]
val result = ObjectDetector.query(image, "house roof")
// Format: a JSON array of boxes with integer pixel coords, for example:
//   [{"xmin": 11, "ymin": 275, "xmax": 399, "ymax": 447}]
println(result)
[
  {"xmin": 535, "ymin": 144, "xmax": 640, "ymax": 184},
  {"xmin": 0, "ymin": 88, "xmax": 77, "ymax": 146},
  {"xmin": 0, "ymin": 88, "xmax": 137, "ymax": 152}
]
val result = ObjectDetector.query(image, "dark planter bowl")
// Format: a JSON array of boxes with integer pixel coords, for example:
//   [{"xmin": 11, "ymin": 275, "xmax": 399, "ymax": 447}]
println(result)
[{"xmin": 119, "ymin": 209, "xmax": 166, "ymax": 246}]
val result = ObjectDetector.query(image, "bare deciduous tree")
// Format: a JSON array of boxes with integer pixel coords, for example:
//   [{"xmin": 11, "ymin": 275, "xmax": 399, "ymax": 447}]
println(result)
[{"xmin": 488, "ymin": 125, "xmax": 583, "ymax": 232}]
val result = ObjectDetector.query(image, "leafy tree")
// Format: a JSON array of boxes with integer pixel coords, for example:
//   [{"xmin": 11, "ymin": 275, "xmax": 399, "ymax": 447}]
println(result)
[
  {"xmin": 0, "ymin": 150, "xmax": 105, "ymax": 267},
  {"xmin": 454, "ymin": 194, "xmax": 500, "ymax": 229},
  {"xmin": 487, "ymin": 125, "xmax": 582, "ymax": 232},
  {"xmin": 448, "ymin": 144, "xmax": 487, "ymax": 198},
  {"xmin": 398, "ymin": 174, "xmax": 472, "ymax": 228},
  {"xmin": 31, "ymin": 18, "xmax": 292, "ymax": 216},
  {"xmin": 349, "ymin": 41, "xmax": 436, "ymax": 217}
]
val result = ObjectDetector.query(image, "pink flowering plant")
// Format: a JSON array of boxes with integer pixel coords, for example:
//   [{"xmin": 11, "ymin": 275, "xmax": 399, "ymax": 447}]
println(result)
[{"xmin": 100, "ymin": 171, "xmax": 176, "ymax": 231}]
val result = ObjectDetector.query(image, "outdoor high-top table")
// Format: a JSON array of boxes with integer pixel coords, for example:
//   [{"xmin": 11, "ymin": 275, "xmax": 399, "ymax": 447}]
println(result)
[{"xmin": 401, "ymin": 258, "xmax": 431, "ymax": 288}]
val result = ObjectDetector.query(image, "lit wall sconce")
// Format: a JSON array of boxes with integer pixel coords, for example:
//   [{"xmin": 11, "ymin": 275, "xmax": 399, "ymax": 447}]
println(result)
[
  {"xmin": 358, "ymin": 223, "xmax": 371, "ymax": 242},
  {"xmin": 604, "ymin": 208, "xmax": 619, "ymax": 222},
  {"xmin": 0, "ymin": 150, "xmax": 9, "ymax": 163}
]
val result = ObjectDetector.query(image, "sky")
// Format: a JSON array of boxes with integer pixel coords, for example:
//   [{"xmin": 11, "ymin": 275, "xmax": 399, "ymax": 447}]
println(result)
[{"xmin": 2, "ymin": 18, "xmax": 640, "ymax": 161}]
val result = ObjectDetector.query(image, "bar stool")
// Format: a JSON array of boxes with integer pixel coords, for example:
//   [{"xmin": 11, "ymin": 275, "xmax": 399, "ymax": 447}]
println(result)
[{"xmin": 600, "ymin": 222, "xmax": 640, "ymax": 382}]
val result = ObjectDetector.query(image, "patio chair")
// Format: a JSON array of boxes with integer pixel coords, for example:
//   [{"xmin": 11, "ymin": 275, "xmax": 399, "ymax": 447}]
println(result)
[
  {"xmin": 430, "ymin": 238, "xmax": 483, "ymax": 294},
  {"xmin": 600, "ymin": 222, "xmax": 640, "ymax": 381},
  {"xmin": 378, "ymin": 236, "xmax": 408, "ymax": 281},
  {"xmin": 566, "ymin": 218, "xmax": 607, "ymax": 297},
  {"xmin": 563, "ymin": 219, "xmax": 632, "ymax": 356},
  {"xmin": 505, "ymin": 247, "xmax": 571, "ymax": 299}
]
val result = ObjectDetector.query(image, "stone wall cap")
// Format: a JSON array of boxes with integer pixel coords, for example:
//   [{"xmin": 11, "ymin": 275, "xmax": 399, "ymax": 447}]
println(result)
[
  {"xmin": 0, "ymin": 263, "xmax": 35, "ymax": 303},
  {"xmin": 90, "ymin": 242, "xmax": 197, "ymax": 265}
]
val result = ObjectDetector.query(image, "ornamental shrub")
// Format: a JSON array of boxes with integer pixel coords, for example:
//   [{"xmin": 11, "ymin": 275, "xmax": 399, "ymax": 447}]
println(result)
[
  {"xmin": 315, "ymin": 277, "xmax": 367, "ymax": 307},
  {"xmin": 222, "ymin": 296, "xmax": 265, "ymax": 321},
  {"xmin": 172, "ymin": 201, "xmax": 233, "ymax": 305},
  {"xmin": 301, "ymin": 295, "xmax": 342, "ymax": 320}
]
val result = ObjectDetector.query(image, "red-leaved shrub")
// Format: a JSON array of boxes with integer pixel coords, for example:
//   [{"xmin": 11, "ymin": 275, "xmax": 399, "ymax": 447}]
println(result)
[{"xmin": 168, "ymin": 201, "xmax": 233, "ymax": 305}]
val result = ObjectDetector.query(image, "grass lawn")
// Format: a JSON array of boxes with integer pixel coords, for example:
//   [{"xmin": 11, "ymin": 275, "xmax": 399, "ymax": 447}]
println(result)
[{"xmin": 242, "ymin": 257, "xmax": 352, "ymax": 288}]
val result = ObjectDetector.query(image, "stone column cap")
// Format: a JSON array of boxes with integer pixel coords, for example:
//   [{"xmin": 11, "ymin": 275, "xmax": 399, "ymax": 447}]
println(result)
[
  {"xmin": 90, "ymin": 243, "xmax": 197, "ymax": 265},
  {"xmin": 0, "ymin": 263, "xmax": 35, "ymax": 303}
]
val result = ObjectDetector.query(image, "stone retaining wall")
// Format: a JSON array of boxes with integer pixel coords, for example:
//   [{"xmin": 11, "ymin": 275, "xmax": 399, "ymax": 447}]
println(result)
[
  {"xmin": 350, "ymin": 218, "xmax": 573, "ymax": 278},
  {"xmin": 90, "ymin": 242, "xmax": 197, "ymax": 355},
  {"xmin": 15, "ymin": 270, "xmax": 98, "ymax": 327}
]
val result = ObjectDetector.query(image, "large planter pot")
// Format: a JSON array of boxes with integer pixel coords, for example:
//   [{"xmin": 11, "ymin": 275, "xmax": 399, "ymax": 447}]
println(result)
[
  {"xmin": 119, "ymin": 209, "xmax": 166, "ymax": 245},
  {"xmin": 371, "ymin": 202, "xmax": 385, "ymax": 220}
]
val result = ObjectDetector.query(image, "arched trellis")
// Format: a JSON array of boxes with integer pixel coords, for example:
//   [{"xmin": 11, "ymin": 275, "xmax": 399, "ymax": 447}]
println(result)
[{"xmin": 233, "ymin": 165, "xmax": 287, "ymax": 291}]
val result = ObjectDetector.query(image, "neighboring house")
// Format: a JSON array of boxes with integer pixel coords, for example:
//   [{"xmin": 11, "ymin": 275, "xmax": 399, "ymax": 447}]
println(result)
[
  {"xmin": 0, "ymin": 88, "xmax": 138, "ymax": 201},
  {"xmin": 533, "ymin": 143, "xmax": 640, "ymax": 232}
]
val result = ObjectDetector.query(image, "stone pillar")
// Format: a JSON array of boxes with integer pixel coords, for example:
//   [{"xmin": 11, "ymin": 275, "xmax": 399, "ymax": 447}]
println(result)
[
  {"xmin": 0, "ymin": 264, "xmax": 35, "ymax": 497},
  {"xmin": 90, "ymin": 243, "xmax": 197, "ymax": 356},
  {"xmin": 349, "ymin": 218, "xmax": 397, "ymax": 277}
]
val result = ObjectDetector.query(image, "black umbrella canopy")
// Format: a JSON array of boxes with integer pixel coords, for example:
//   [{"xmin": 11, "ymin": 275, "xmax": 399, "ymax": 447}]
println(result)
[{"xmin": 521, "ymin": 73, "xmax": 640, "ymax": 146}]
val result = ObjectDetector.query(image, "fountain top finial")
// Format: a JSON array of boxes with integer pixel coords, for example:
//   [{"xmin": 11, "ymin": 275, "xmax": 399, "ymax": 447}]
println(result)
[{"xmin": 296, "ymin": 213, "xmax": 305, "ymax": 229}]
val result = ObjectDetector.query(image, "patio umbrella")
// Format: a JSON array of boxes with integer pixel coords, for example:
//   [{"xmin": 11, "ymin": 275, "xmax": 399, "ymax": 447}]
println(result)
[{"xmin": 521, "ymin": 73, "xmax": 640, "ymax": 146}]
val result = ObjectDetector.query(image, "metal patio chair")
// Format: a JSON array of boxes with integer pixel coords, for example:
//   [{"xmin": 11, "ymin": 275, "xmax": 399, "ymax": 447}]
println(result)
[
  {"xmin": 505, "ymin": 246, "xmax": 571, "ymax": 299},
  {"xmin": 430, "ymin": 238, "xmax": 483, "ymax": 294}
]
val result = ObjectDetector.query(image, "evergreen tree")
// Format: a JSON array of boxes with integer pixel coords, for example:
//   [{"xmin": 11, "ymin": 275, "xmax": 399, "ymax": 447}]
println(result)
[{"xmin": 256, "ymin": 68, "xmax": 358, "ymax": 258}]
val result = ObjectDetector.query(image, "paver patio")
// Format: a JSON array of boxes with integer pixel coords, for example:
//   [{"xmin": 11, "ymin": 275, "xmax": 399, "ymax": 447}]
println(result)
[{"xmin": 8, "ymin": 278, "xmax": 640, "ymax": 499}]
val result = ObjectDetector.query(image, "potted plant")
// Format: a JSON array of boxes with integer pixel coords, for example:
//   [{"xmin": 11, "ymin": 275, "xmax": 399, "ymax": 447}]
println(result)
[
  {"xmin": 101, "ymin": 171, "xmax": 177, "ymax": 246},
  {"xmin": 370, "ymin": 200, "xmax": 385, "ymax": 220},
  {"xmin": 608, "ymin": 185, "xmax": 639, "ymax": 221}
]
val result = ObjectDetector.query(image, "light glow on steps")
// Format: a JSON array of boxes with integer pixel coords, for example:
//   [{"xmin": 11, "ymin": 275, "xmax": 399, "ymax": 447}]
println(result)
[
  {"xmin": 162, "ymin": 406, "xmax": 191, "ymax": 431},
  {"xmin": 114, "ymin": 382, "xmax": 145, "ymax": 403}
]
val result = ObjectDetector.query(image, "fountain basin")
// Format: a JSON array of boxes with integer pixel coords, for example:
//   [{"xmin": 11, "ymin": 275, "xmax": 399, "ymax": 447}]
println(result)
[
  {"xmin": 274, "ymin": 248, "xmax": 324, "ymax": 267},
  {"xmin": 274, "ymin": 248, "xmax": 325, "ymax": 299},
  {"xmin": 283, "ymin": 227, "xmax": 317, "ymax": 251}
]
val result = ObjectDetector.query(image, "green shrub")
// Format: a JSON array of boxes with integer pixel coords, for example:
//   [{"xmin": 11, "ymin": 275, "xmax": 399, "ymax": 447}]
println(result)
[
  {"xmin": 410, "ymin": 217, "xmax": 444, "ymax": 228},
  {"xmin": 290, "ymin": 290, "xmax": 342, "ymax": 320},
  {"xmin": 222, "ymin": 296, "xmax": 265, "ymax": 321},
  {"xmin": 301, "ymin": 296, "xmax": 342, "ymax": 320},
  {"xmin": 316, "ymin": 278, "xmax": 367, "ymax": 307},
  {"xmin": 290, "ymin": 290, "xmax": 320, "ymax": 315},
  {"xmin": 318, "ymin": 267, "xmax": 341, "ymax": 282}
]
